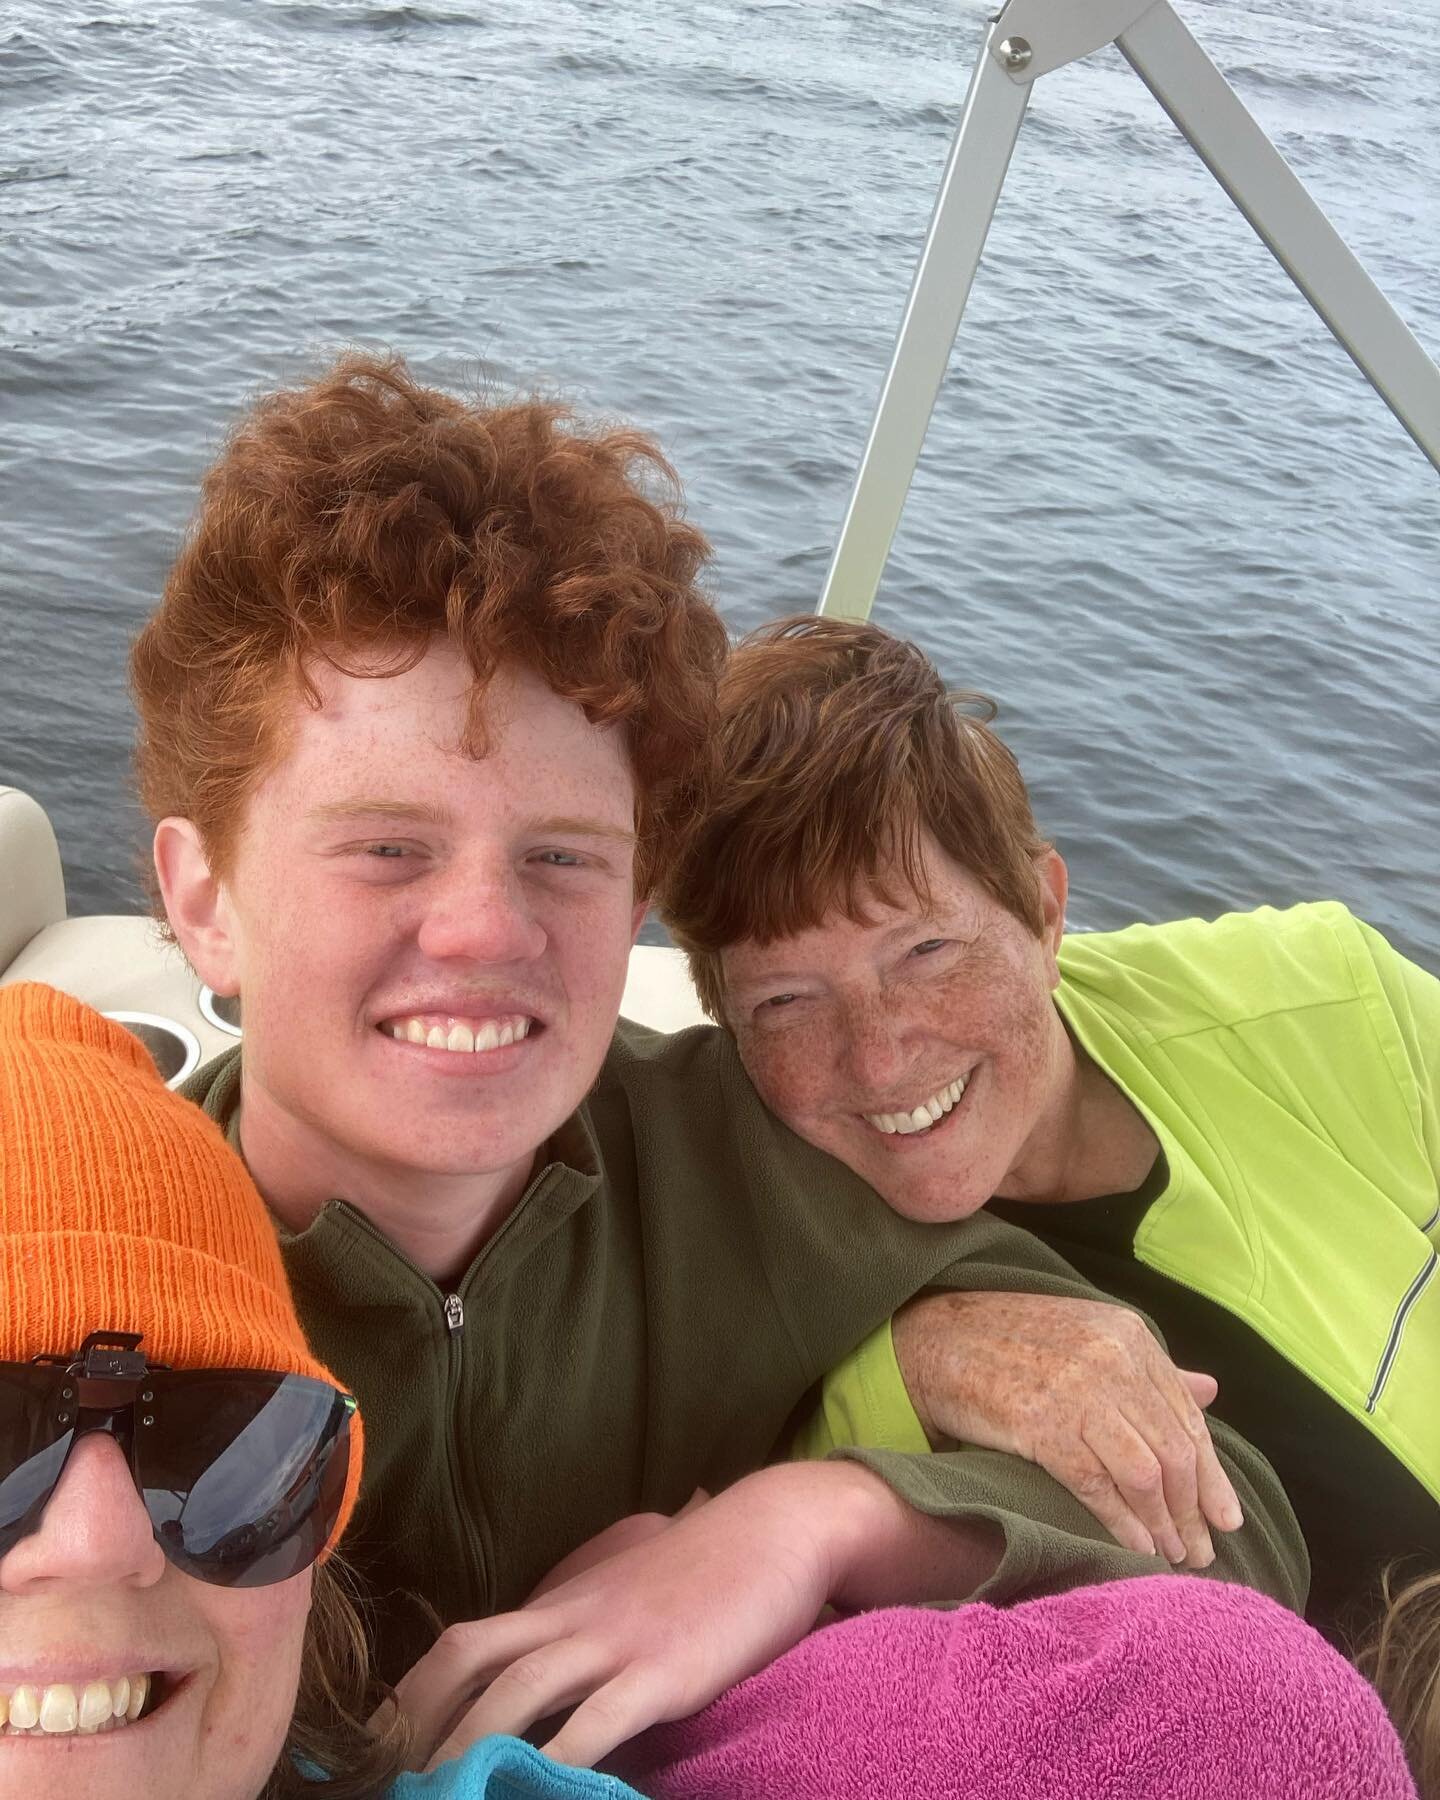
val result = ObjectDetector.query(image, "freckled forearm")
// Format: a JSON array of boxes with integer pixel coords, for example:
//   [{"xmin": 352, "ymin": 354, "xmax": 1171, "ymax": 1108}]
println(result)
[{"xmin": 891, "ymin": 1293, "xmax": 964, "ymax": 1445}]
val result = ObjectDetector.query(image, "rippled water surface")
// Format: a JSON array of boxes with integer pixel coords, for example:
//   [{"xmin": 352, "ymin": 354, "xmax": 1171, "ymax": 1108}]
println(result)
[{"xmin": 2, "ymin": 0, "xmax": 1437, "ymax": 960}]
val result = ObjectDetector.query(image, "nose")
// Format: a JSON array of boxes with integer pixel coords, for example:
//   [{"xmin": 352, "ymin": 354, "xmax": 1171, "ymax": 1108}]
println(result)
[
  {"xmin": 0, "ymin": 1434, "xmax": 166, "ymax": 1594},
  {"xmin": 841, "ymin": 997, "xmax": 911, "ymax": 1097},
  {"xmin": 415, "ymin": 856, "xmax": 548, "ymax": 966}
]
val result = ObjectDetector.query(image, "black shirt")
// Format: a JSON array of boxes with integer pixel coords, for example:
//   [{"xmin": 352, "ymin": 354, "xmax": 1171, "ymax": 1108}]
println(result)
[{"xmin": 990, "ymin": 1163, "xmax": 1440, "ymax": 1645}]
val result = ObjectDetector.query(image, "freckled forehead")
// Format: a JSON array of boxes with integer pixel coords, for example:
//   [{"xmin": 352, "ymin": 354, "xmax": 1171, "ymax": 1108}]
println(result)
[
  {"xmin": 257, "ymin": 647, "xmax": 634, "ymax": 818},
  {"xmin": 722, "ymin": 863, "xmax": 988, "ymax": 987}
]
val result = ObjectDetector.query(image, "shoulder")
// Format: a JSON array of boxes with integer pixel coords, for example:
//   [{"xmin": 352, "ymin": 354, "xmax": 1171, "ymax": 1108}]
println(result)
[
  {"xmin": 597, "ymin": 1014, "xmax": 763, "ymax": 1129},
  {"xmin": 180, "ymin": 1042, "xmax": 243, "ymax": 1121},
  {"xmin": 606, "ymin": 1012, "xmax": 745, "ymax": 1077},
  {"xmin": 592, "ymin": 1014, "xmax": 878, "ymax": 1205},
  {"xmin": 1058, "ymin": 902, "xmax": 1393, "ymax": 1034}
]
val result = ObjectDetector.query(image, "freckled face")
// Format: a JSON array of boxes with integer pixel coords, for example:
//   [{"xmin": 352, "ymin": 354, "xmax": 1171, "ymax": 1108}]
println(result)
[
  {"xmin": 211, "ymin": 645, "xmax": 643, "ymax": 1187},
  {"xmin": 721, "ymin": 842, "xmax": 1073, "ymax": 1222}
]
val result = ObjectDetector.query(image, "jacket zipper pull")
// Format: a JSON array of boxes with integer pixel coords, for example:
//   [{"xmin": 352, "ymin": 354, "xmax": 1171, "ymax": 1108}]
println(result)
[{"xmin": 444, "ymin": 1293, "xmax": 464, "ymax": 1335}]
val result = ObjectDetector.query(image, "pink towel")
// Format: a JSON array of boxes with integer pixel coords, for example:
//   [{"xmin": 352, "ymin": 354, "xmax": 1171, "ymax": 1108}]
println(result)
[{"xmin": 614, "ymin": 1576, "xmax": 1415, "ymax": 1799}]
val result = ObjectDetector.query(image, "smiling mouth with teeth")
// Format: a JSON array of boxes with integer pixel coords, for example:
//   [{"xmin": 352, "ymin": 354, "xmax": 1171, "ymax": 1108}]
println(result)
[
  {"xmin": 0, "ymin": 1671, "xmax": 156, "ymax": 1737},
  {"xmin": 381, "ymin": 1013, "xmax": 534, "ymax": 1054},
  {"xmin": 864, "ymin": 1074, "xmax": 968, "ymax": 1137}
]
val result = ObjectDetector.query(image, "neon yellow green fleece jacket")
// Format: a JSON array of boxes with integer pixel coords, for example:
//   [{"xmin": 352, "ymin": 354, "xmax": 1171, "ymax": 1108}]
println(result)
[{"xmin": 804, "ymin": 904, "xmax": 1440, "ymax": 1511}]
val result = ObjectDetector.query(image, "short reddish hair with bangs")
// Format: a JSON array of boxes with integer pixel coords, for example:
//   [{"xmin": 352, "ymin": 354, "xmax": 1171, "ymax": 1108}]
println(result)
[
  {"xmin": 130, "ymin": 351, "xmax": 726, "ymax": 899},
  {"xmin": 659, "ymin": 615, "xmax": 1052, "ymax": 1021}
]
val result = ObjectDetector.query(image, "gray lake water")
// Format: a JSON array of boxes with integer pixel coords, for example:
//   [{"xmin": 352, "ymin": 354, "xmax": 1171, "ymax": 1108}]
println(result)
[{"xmin": 2, "ymin": 0, "xmax": 1437, "ymax": 963}]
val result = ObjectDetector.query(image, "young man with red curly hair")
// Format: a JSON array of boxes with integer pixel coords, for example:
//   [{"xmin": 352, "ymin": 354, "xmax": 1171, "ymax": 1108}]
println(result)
[{"xmin": 132, "ymin": 353, "xmax": 1305, "ymax": 1770}]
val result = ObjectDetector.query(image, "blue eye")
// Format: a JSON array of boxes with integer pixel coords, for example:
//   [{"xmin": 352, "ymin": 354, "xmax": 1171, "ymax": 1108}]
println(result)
[
  {"xmin": 367, "ymin": 844, "xmax": 407, "ymax": 859},
  {"xmin": 536, "ymin": 850, "xmax": 583, "ymax": 867},
  {"xmin": 762, "ymin": 993, "xmax": 798, "ymax": 1010}
]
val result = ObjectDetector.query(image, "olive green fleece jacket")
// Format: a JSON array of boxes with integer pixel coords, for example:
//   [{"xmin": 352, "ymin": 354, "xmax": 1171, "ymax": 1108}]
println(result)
[{"xmin": 185, "ymin": 1018, "xmax": 1307, "ymax": 1680}]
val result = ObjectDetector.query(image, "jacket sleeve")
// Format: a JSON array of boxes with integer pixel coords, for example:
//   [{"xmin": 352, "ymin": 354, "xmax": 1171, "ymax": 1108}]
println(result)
[
  {"xmin": 809, "ymin": 1219, "xmax": 1311, "ymax": 1613},
  {"xmin": 1357, "ymin": 917, "xmax": 1440, "ymax": 1206},
  {"xmin": 829, "ymin": 1414, "xmax": 1310, "ymax": 1613}
]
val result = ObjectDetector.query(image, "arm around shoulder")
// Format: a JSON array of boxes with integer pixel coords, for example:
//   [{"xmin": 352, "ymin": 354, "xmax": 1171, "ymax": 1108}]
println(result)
[{"xmin": 828, "ymin": 1409, "xmax": 1310, "ymax": 1614}]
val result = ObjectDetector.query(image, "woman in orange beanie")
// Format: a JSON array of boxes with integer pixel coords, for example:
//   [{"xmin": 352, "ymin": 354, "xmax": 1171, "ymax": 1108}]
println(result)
[{"xmin": 0, "ymin": 980, "xmax": 393, "ymax": 1799}]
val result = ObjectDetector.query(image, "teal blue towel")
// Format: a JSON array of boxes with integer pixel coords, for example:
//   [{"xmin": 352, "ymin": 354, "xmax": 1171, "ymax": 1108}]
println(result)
[{"xmin": 388, "ymin": 1735, "xmax": 645, "ymax": 1800}]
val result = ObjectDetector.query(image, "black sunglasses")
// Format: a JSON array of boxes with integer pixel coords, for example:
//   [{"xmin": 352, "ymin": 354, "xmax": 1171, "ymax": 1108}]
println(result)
[{"xmin": 0, "ymin": 1331, "xmax": 356, "ymax": 1588}]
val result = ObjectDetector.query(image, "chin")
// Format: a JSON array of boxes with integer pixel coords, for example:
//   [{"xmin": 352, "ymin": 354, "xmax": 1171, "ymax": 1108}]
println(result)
[
  {"xmin": 368, "ymin": 1120, "xmax": 550, "ymax": 1177},
  {"xmin": 876, "ymin": 1177, "xmax": 989, "ymax": 1224}
]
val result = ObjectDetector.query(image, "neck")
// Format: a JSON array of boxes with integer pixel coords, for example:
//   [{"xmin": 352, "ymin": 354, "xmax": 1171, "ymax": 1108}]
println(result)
[
  {"xmin": 994, "ymin": 1018, "xmax": 1158, "ymax": 1206},
  {"xmin": 237, "ymin": 1077, "xmax": 536, "ymax": 1285}
]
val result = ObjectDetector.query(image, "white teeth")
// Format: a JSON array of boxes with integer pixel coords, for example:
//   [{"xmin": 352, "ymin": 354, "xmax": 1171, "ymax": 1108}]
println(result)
[
  {"xmin": 39, "ymin": 1685, "xmax": 78, "ymax": 1734},
  {"xmin": 387, "ymin": 1014, "xmax": 532, "ymax": 1054},
  {"xmin": 0, "ymin": 1674, "xmax": 150, "ymax": 1737},
  {"xmin": 8, "ymin": 1686, "xmax": 38, "ymax": 1730},
  {"xmin": 864, "ymin": 1074, "xmax": 968, "ymax": 1138},
  {"xmin": 78, "ymin": 1681, "xmax": 112, "ymax": 1734}
]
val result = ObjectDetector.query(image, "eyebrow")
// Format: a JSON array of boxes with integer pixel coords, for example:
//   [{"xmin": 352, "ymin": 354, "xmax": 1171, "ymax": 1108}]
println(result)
[
  {"xmin": 533, "ymin": 816, "xmax": 637, "ymax": 846},
  {"xmin": 307, "ymin": 799, "xmax": 454, "ymax": 826},
  {"xmin": 305, "ymin": 801, "xmax": 635, "ymax": 845},
  {"xmin": 881, "ymin": 914, "xmax": 945, "ymax": 945},
  {"xmin": 728, "ymin": 915, "xmax": 955, "ymax": 993}
]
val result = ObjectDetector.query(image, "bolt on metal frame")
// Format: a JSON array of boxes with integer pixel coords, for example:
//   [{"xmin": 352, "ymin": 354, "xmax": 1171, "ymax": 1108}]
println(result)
[{"xmin": 818, "ymin": 0, "xmax": 1440, "ymax": 622}]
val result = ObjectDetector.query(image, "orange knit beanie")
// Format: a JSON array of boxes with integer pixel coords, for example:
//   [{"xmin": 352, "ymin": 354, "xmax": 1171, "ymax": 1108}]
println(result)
[{"xmin": 0, "ymin": 981, "xmax": 362, "ymax": 1548}]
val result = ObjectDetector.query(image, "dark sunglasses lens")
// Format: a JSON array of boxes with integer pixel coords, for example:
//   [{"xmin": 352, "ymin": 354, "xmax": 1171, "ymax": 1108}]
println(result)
[
  {"xmin": 0, "ymin": 1365, "xmax": 75, "ymax": 1554},
  {"xmin": 139, "ymin": 1372, "xmax": 352, "ymax": 1588},
  {"xmin": 0, "ymin": 1368, "xmax": 76, "ymax": 1555}
]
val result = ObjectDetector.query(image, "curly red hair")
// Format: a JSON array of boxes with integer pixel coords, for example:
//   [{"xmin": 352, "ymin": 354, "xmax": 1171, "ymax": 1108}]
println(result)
[{"xmin": 131, "ymin": 351, "xmax": 726, "ymax": 897}]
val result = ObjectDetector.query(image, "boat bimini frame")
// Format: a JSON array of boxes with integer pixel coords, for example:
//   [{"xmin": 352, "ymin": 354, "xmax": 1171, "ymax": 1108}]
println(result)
[{"xmin": 819, "ymin": 0, "xmax": 1440, "ymax": 622}]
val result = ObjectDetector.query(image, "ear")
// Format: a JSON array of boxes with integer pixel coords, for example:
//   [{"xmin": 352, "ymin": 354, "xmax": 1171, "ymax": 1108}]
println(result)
[
  {"xmin": 1035, "ymin": 849, "xmax": 1069, "ymax": 988},
  {"xmin": 630, "ymin": 897, "xmax": 649, "ymax": 946},
  {"xmin": 153, "ymin": 818, "xmax": 242, "ymax": 995}
]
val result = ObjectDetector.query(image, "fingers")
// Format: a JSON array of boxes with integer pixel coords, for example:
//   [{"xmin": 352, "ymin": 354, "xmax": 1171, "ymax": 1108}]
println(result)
[
  {"xmin": 1078, "ymin": 1414, "xmax": 1191, "ymax": 1564},
  {"xmin": 1181, "ymin": 1368, "xmax": 1219, "ymax": 1408},
  {"xmin": 1152, "ymin": 1357, "xmax": 1244, "ymax": 1536},
  {"xmin": 1188, "ymin": 1416, "xmax": 1244, "ymax": 1536},
  {"xmin": 1118, "ymin": 1403, "xmax": 1213, "ymax": 1568},
  {"xmin": 426, "ymin": 1637, "xmax": 615, "ymax": 1772},
  {"xmin": 421, "ymin": 1622, "xmax": 706, "ymax": 1773},
  {"xmin": 1044, "ymin": 1442, "xmax": 1159, "ymax": 1558},
  {"xmin": 395, "ymin": 1612, "xmax": 556, "ymax": 1762},
  {"xmin": 542, "ymin": 1667, "xmax": 664, "ymax": 1769}
]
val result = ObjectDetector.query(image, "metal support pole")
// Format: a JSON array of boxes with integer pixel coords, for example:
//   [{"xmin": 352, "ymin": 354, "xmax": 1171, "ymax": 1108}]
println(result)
[
  {"xmin": 818, "ymin": 29, "xmax": 1031, "ymax": 621},
  {"xmin": 1117, "ymin": 2, "xmax": 1440, "ymax": 474},
  {"xmin": 817, "ymin": 0, "xmax": 1440, "ymax": 624}
]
